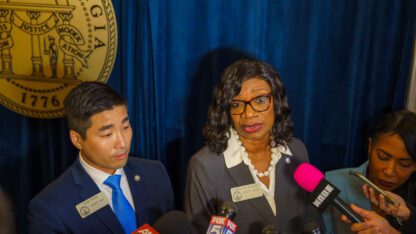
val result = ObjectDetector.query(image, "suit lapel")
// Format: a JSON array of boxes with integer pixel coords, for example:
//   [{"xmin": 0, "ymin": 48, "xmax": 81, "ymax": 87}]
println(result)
[
  {"xmin": 227, "ymin": 162, "xmax": 275, "ymax": 224},
  {"xmin": 71, "ymin": 159, "xmax": 124, "ymax": 233},
  {"xmin": 124, "ymin": 164, "xmax": 143, "ymax": 226},
  {"xmin": 274, "ymin": 154, "xmax": 291, "ymax": 223},
  {"xmin": 275, "ymin": 151, "xmax": 306, "ymax": 229}
]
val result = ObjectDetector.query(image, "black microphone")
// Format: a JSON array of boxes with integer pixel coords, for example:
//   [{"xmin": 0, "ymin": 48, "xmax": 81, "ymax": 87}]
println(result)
[
  {"xmin": 302, "ymin": 222, "xmax": 323, "ymax": 234},
  {"xmin": 293, "ymin": 163, "xmax": 364, "ymax": 223},
  {"xmin": 262, "ymin": 224, "xmax": 279, "ymax": 234},
  {"xmin": 218, "ymin": 201, "xmax": 237, "ymax": 220},
  {"xmin": 206, "ymin": 201, "xmax": 238, "ymax": 233},
  {"xmin": 152, "ymin": 210, "xmax": 191, "ymax": 234}
]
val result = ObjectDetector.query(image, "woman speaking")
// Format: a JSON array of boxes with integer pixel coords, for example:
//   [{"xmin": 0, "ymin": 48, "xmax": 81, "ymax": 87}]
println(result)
[{"xmin": 184, "ymin": 59, "xmax": 322, "ymax": 233}]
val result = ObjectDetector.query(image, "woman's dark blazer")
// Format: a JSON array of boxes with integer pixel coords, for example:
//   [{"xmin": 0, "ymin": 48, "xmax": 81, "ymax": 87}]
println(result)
[{"xmin": 184, "ymin": 137, "xmax": 323, "ymax": 234}]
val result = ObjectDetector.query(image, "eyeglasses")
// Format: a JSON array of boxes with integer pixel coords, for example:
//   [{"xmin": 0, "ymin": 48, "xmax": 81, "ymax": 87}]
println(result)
[{"xmin": 230, "ymin": 94, "xmax": 273, "ymax": 115}]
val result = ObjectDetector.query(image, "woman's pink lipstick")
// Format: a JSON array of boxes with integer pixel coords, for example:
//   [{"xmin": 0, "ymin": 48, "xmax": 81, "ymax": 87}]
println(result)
[{"xmin": 242, "ymin": 123, "xmax": 262, "ymax": 133}]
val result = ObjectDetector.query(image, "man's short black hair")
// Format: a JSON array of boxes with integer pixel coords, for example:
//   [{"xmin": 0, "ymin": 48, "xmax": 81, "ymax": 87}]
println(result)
[{"xmin": 64, "ymin": 81, "xmax": 126, "ymax": 139}]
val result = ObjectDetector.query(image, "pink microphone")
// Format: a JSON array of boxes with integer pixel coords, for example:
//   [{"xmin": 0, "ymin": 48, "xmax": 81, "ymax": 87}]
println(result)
[
  {"xmin": 293, "ymin": 162, "xmax": 363, "ymax": 223},
  {"xmin": 294, "ymin": 162, "xmax": 324, "ymax": 192}
]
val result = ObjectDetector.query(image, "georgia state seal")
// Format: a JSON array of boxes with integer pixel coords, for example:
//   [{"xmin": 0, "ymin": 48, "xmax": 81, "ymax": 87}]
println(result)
[{"xmin": 0, "ymin": 0, "xmax": 117, "ymax": 118}]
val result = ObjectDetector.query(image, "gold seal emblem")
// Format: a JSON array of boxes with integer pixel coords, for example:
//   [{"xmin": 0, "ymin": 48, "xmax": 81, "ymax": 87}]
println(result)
[
  {"xmin": 79, "ymin": 206, "xmax": 90, "ymax": 217},
  {"xmin": 0, "ymin": 0, "xmax": 117, "ymax": 118}
]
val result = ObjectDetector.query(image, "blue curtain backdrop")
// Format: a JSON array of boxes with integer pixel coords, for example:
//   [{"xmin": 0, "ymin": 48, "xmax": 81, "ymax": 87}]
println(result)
[{"xmin": 0, "ymin": 0, "xmax": 414, "ymax": 233}]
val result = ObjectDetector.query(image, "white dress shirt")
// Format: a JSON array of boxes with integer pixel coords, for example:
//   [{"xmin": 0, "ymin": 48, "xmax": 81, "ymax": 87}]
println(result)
[
  {"xmin": 79, "ymin": 153, "xmax": 135, "ymax": 211},
  {"xmin": 223, "ymin": 128, "xmax": 292, "ymax": 216}
]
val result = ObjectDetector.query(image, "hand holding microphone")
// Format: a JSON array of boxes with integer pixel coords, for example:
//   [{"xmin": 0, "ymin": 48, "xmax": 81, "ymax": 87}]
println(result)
[
  {"xmin": 347, "ymin": 204, "xmax": 400, "ymax": 234},
  {"xmin": 293, "ymin": 162, "xmax": 364, "ymax": 223}
]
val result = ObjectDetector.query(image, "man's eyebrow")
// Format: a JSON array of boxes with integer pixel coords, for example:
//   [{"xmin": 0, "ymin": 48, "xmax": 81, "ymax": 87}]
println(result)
[
  {"xmin": 98, "ymin": 116, "xmax": 129, "ymax": 132},
  {"xmin": 98, "ymin": 124, "xmax": 113, "ymax": 132},
  {"xmin": 122, "ymin": 116, "xmax": 129, "ymax": 123}
]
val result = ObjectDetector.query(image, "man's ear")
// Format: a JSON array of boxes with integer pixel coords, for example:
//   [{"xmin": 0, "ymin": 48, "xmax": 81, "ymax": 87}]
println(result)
[{"xmin": 70, "ymin": 130, "xmax": 83, "ymax": 150}]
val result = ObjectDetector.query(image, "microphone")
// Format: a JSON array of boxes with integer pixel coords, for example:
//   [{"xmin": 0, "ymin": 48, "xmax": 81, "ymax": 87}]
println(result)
[
  {"xmin": 152, "ymin": 210, "xmax": 191, "ymax": 234},
  {"xmin": 206, "ymin": 201, "xmax": 238, "ymax": 234},
  {"xmin": 302, "ymin": 222, "xmax": 322, "ymax": 234},
  {"xmin": 131, "ymin": 211, "xmax": 191, "ymax": 234},
  {"xmin": 262, "ymin": 224, "xmax": 279, "ymax": 234},
  {"xmin": 293, "ymin": 163, "xmax": 364, "ymax": 223},
  {"xmin": 131, "ymin": 224, "xmax": 159, "ymax": 234},
  {"xmin": 218, "ymin": 201, "xmax": 237, "ymax": 220}
]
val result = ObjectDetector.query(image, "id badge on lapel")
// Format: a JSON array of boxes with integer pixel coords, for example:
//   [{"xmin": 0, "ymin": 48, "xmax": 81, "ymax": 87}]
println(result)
[{"xmin": 230, "ymin": 183, "xmax": 263, "ymax": 203}]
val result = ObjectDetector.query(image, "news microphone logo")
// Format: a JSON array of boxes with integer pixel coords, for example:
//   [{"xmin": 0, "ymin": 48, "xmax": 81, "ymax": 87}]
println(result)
[
  {"xmin": 294, "ymin": 162, "xmax": 364, "ymax": 223},
  {"xmin": 207, "ymin": 215, "xmax": 237, "ymax": 234},
  {"xmin": 131, "ymin": 224, "xmax": 159, "ymax": 234},
  {"xmin": 308, "ymin": 180, "xmax": 340, "ymax": 212},
  {"xmin": 206, "ymin": 201, "xmax": 238, "ymax": 234}
]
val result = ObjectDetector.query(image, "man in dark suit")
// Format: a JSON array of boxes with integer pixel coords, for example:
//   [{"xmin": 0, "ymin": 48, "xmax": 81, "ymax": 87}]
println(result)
[{"xmin": 28, "ymin": 82, "xmax": 174, "ymax": 234}]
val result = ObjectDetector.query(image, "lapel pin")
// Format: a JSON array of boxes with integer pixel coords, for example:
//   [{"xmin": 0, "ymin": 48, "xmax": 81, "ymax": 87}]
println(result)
[
  {"xmin": 134, "ymin": 175, "xmax": 141, "ymax": 182},
  {"xmin": 285, "ymin": 157, "xmax": 291, "ymax": 164}
]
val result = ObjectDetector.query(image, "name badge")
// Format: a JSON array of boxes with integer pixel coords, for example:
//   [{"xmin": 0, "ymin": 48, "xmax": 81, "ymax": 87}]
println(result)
[
  {"xmin": 76, "ymin": 191, "xmax": 109, "ymax": 218},
  {"xmin": 230, "ymin": 183, "xmax": 263, "ymax": 202}
]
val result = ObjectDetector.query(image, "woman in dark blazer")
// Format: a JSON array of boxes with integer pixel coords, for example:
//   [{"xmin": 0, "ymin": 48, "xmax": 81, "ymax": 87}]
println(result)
[{"xmin": 184, "ymin": 59, "xmax": 322, "ymax": 233}]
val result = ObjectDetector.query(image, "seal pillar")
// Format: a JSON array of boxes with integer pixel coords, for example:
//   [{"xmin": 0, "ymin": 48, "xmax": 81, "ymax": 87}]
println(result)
[
  {"xmin": 27, "ymin": 11, "xmax": 44, "ymax": 77},
  {"xmin": 58, "ymin": 12, "xmax": 75, "ymax": 79},
  {"xmin": 0, "ymin": 9, "xmax": 13, "ymax": 74}
]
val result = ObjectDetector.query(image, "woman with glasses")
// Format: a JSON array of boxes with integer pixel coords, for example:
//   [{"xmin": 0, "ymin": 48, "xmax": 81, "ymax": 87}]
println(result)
[{"xmin": 184, "ymin": 59, "xmax": 322, "ymax": 233}]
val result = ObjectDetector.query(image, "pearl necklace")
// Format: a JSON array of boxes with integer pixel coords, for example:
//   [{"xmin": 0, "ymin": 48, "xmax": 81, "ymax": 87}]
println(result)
[
  {"xmin": 232, "ymin": 129, "xmax": 278, "ymax": 178},
  {"xmin": 245, "ymin": 151, "xmax": 278, "ymax": 177}
]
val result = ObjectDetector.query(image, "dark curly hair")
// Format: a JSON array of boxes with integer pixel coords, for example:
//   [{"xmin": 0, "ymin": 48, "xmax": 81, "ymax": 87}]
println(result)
[
  {"xmin": 202, "ymin": 59, "xmax": 293, "ymax": 154},
  {"xmin": 369, "ymin": 110, "xmax": 416, "ymax": 207}
]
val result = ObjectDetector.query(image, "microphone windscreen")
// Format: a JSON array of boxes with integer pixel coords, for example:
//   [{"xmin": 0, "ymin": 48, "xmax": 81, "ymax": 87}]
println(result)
[
  {"xmin": 218, "ymin": 201, "xmax": 238, "ymax": 220},
  {"xmin": 293, "ymin": 163, "xmax": 324, "ymax": 192},
  {"xmin": 261, "ymin": 224, "xmax": 278, "ymax": 234},
  {"xmin": 303, "ymin": 222, "xmax": 323, "ymax": 234},
  {"xmin": 153, "ymin": 210, "xmax": 190, "ymax": 234}
]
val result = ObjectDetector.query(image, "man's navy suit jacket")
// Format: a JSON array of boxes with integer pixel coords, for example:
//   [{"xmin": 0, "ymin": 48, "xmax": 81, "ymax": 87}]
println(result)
[{"xmin": 28, "ymin": 157, "xmax": 174, "ymax": 233}]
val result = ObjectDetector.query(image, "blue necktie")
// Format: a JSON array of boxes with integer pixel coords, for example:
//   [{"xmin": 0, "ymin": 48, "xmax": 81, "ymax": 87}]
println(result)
[{"xmin": 104, "ymin": 174, "xmax": 136, "ymax": 234}]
